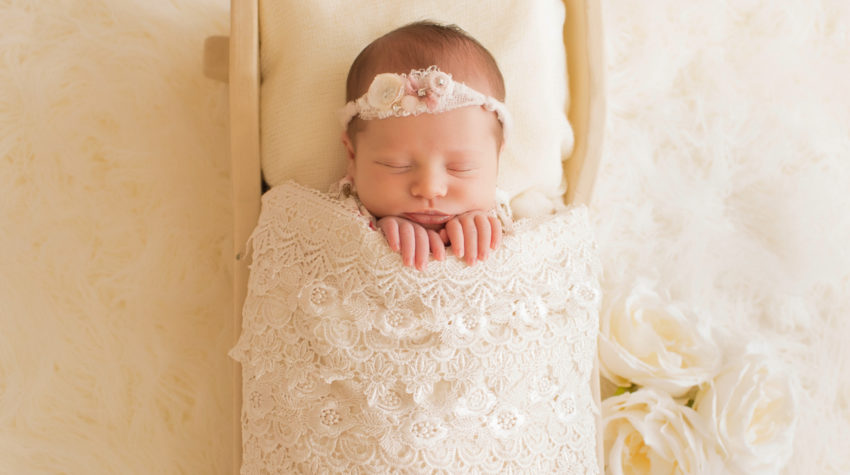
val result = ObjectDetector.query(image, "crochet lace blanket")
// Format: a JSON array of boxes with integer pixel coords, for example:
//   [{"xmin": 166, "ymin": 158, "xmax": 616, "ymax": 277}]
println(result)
[{"xmin": 229, "ymin": 182, "xmax": 603, "ymax": 474}]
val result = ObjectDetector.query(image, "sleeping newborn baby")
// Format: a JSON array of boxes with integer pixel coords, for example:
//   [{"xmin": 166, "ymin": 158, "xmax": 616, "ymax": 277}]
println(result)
[
  {"xmin": 230, "ymin": 20, "xmax": 603, "ymax": 475},
  {"xmin": 337, "ymin": 21, "xmax": 512, "ymax": 270}
]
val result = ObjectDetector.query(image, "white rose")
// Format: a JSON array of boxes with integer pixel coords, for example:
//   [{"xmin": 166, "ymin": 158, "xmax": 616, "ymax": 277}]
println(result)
[
  {"xmin": 599, "ymin": 279, "xmax": 721, "ymax": 397},
  {"xmin": 694, "ymin": 352, "xmax": 797, "ymax": 474},
  {"xmin": 366, "ymin": 73, "xmax": 405, "ymax": 109},
  {"xmin": 603, "ymin": 388, "xmax": 722, "ymax": 474}
]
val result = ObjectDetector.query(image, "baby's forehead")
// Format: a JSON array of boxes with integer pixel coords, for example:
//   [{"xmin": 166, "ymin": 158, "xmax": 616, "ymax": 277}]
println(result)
[{"xmin": 357, "ymin": 107, "xmax": 503, "ymax": 150}]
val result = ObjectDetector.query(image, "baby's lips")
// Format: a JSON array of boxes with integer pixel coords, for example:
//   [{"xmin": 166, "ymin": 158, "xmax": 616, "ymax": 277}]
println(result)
[{"xmin": 403, "ymin": 212, "xmax": 453, "ymax": 229}]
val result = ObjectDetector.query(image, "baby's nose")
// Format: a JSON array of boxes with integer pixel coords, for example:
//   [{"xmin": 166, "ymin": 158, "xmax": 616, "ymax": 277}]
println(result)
[{"xmin": 411, "ymin": 169, "xmax": 447, "ymax": 199}]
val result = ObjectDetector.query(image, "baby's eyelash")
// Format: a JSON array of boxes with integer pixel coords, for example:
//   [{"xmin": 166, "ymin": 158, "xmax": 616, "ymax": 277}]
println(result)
[{"xmin": 378, "ymin": 162, "xmax": 411, "ymax": 169}]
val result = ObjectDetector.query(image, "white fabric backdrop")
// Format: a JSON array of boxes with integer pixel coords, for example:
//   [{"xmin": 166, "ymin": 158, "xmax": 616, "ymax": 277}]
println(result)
[
  {"xmin": 592, "ymin": 1, "xmax": 850, "ymax": 473},
  {"xmin": 0, "ymin": 0, "xmax": 847, "ymax": 473}
]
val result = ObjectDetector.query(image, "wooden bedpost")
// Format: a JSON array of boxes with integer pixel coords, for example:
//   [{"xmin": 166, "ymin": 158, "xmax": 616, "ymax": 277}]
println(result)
[
  {"xmin": 563, "ymin": 0, "xmax": 606, "ymax": 207},
  {"xmin": 228, "ymin": 0, "xmax": 260, "ymax": 472}
]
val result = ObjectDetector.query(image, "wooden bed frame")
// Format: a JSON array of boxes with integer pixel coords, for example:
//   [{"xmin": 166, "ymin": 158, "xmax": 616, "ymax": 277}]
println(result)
[{"xmin": 203, "ymin": 1, "xmax": 605, "ymax": 471}]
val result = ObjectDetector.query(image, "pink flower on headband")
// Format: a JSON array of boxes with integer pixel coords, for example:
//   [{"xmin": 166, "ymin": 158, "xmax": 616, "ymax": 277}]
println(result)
[
  {"xmin": 404, "ymin": 75, "xmax": 421, "ymax": 96},
  {"xmin": 366, "ymin": 69, "xmax": 455, "ymax": 113},
  {"xmin": 427, "ymin": 71, "xmax": 452, "ymax": 95},
  {"xmin": 424, "ymin": 70, "xmax": 453, "ymax": 111}
]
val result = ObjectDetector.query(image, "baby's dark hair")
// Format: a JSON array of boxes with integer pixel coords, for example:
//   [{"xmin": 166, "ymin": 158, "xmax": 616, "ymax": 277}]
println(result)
[{"xmin": 346, "ymin": 21, "xmax": 506, "ymax": 103}]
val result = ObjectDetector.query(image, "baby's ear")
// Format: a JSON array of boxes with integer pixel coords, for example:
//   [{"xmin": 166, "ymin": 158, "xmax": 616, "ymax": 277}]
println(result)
[
  {"xmin": 341, "ymin": 131, "xmax": 356, "ymax": 162},
  {"xmin": 341, "ymin": 131, "xmax": 356, "ymax": 178},
  {"xmin": 496, "ymin": 140, "xmax": 506, "ymax": 167}
]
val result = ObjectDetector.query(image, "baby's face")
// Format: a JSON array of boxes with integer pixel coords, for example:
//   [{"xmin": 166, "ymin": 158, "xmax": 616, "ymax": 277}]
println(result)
[{"xmin": 344, "ymin": 106, "xmax": 501, "ymax": 230}]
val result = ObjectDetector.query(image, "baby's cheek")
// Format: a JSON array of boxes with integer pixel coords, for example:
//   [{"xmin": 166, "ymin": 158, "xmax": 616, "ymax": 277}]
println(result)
[
  {"xmin": 358, "ymin": 183, "xmax": 401, "ymax": 219},
  {"xmin": 464, "ymin": 181, "xmax": 498, "ymax": 211}
]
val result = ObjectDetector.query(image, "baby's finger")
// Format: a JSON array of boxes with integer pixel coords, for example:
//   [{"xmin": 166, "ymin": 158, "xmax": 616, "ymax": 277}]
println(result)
[
  {"xmin": 428, "ymin": 230, "xmax": 446, "ymax": 261},
  {"xmin": 445, "ymin": 219, "xmax": 464, "ymax": 258},
  {"xmin": 474, "ymin": 214, "xmax": 490, "ymax": 261},
  {"xmin": 414, "ymin": 225, "xmax": 429, "ymax": 271},
  {"xmin": 439, "ymin": 228, "xmax": 449, "ymax": 244},
  {"xmin": 489, "ymin": 215, "xmax": 502, "ymax": 250},
  {"xmin": 379, "ymin": 219, "xmax": 400, "ymax": 252},
  {"xmin": 398, "ymin": 221, "xmax": 415, "ymax": 267},
  {"xmin": 462, "ymin": 215, "xmax": 478, "ymax": 266}
]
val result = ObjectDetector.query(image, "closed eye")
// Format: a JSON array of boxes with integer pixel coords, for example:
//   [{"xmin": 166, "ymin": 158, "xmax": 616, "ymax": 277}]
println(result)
[
  {"xmin": 448, "ymin": 165, "xmax": 477, "ymax": 174},
  {"xmin": 377, "ymin": 162, "xmax": 412, "ymax": 170}
]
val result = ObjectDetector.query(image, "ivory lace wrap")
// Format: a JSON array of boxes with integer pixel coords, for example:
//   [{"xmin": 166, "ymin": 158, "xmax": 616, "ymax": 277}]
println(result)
[{"xmin": 229, "ymin": 182, "xmax": 603, "ymax": 474}]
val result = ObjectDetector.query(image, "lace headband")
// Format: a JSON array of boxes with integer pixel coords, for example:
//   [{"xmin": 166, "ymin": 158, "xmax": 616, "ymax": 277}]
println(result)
[{"xmin": 340, "ymin": 65, "xmax": 511, "ymax": 139}]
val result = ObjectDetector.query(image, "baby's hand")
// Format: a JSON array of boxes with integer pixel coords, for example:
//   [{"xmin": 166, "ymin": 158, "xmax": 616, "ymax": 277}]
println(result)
[
  {"xmin": 377, "ymin": 216, "xmax": 446, "ymax": 271},
  {"xmin": 441, "ymin": 210, "xmax": 502, "ymax": 266}
]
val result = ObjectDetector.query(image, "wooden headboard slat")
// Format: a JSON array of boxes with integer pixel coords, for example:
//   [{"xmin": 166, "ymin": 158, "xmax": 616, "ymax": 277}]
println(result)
[{"xmin": 228, "ymin": 0, "xmax": 260, "ymax": 471}]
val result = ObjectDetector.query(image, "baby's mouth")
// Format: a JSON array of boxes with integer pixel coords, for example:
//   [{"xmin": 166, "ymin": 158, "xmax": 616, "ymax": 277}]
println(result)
[{"xmin": 403, "ymin": 211, "xmax": 453, "ymax": 228}]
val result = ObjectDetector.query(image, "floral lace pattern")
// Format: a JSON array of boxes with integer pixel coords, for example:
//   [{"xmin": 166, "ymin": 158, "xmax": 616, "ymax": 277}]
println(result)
[{"xmin": 229, "ymin": 181, "xmax": 603, "ymax": 474}]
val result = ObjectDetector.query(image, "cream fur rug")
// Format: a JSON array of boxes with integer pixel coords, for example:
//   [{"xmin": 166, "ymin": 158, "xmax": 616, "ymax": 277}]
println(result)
[
  {"xmin": 0, "ymin": 0, "xmax": 847, "ymax": 473},
  {"xmin": 0, "ymin": 0, "xmax": 232, "ymax": 472}
]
